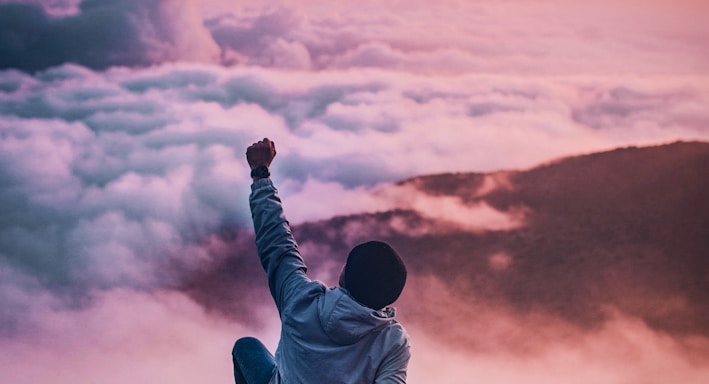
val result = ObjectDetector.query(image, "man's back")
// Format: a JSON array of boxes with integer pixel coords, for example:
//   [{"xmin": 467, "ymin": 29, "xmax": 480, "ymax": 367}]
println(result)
[{"xmin": 249, "ymin": 177, "xmax": 410, "ymax": 383}]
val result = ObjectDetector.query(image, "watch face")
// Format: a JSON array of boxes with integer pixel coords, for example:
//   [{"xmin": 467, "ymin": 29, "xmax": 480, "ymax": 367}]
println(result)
[{"xmin": 251, "ymin": 166, "xmax": 270, "ymax": 178}]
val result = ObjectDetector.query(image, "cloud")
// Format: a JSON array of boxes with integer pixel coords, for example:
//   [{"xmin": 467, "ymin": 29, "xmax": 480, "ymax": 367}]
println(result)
[
  {"xmin": 0, "ymin": 68, "xmax": 275, "ymax": 303},
  {"xmin": 2, "ymin": 63, "xmax": 709, "ymax": 306},
  {"xmin": 376, "ymin": 184, "xmax": 526, "ymax": 232},
  {"xmin": 0, "ymin": 287, "xmax": 281, "ymax": 383},
  {"xmin": 0, "ymin": 0, "xmax": 219, "ymax": 71},
  {"xmin": 3, "ymin": 284, "xmax": 707, "ymax": 384},
  {"xmin": 407, "ymin": 319, "xmax": 709, "ymax": 384},
  {"xmin": 275, "ymin": 178, "xmax": 388, "ymax": 223},
  {"xmin": 571, "ymin": 86, "xmax": 709, "ymax": 132},
  {"xmin": 207, "ymin": 6, "xmax": 312, "ymax": 68},
  {"xmin": 400, "ymin": 275, "xmax": 709, "ymax": 384},
  {"xmin": 272, "ymin": 167, "xmax": 524, "ymax": 232},
  {"xmin": 2, "ymin": 0, "xmax": 707, "ymax": 74},
  {"xmin": 0, "ymin": 0, "xmax": 82, "ymax": 16},
  {"xmin": 197, "ymin": 0, "xmax": 709, "ymax": 75}
]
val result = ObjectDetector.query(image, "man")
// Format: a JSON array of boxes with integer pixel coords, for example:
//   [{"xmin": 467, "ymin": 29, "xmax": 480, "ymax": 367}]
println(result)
[{"xmin": 232, "ymin": 138, "xmax": 410, "ymax": 384}]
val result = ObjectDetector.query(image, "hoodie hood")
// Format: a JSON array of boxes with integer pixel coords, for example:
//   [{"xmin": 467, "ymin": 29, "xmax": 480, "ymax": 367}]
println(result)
[{"xmin": 318, "ymin": 287, "xmax": 396, "ymax": 345}]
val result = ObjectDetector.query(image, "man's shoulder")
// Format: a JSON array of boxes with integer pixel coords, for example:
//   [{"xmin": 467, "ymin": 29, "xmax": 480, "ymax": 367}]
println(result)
[
  {"xmin": 385, "ymin": 318, "xmax": 409, "ymax": 338},
  {"xmin": 281, "ymin": 276, "xmax": 327, "ymax": 304}
]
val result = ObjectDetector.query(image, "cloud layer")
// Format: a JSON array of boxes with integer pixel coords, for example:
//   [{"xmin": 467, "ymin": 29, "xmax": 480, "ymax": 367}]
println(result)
[
  {"xmin": 2, "ymin": 0, "xmax": 708, "ymax": 74},
  {"xmin": 2, "ymin": 61, "xmax": 709, "ymax": 383},
  {"xmin": 1, "ymin": 0, "xmax": 220, "ymax": 71}
]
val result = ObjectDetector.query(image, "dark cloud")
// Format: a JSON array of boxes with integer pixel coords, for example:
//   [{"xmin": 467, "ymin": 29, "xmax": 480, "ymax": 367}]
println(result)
[
  {"xmin": 120, "ymin": 68, "xmax": 219, "ymax": 93},
  {"xmin": 0, "ymin": 0, "xmax": 217, "ymax": 72},
  {"xmin": 173, "ymin": 228, "xmax": 273, "ymax": 325},
  {"xmin": 467, "ymin": 102, "xmax": 521, "ymax": 117},
  {"xmin": 571, "ymin": 86, "xmax": 692, "ymax": 130},
  {"xmin": 320, "ymin": 113, "xmax": 399, "ymax": 133},
  {"xmin": 0, "ymin": 2, "xmax": 147, "ymax": 71},
  {"xmin": 403, "ymin": 89, "xmax": 470, "ymax": 104},
  {"xmin": 0, "ymin": 0, "xmax": 81, "ymax": 15}
]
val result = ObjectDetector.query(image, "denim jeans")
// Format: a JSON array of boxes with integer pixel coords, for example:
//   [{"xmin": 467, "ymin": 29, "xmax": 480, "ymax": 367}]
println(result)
[{"xmin": 232, "ymin": 337, "xmax": 276, "ymax": 384}]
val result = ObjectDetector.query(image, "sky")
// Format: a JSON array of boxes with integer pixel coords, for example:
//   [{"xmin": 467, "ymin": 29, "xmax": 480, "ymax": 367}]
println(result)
[{"xmin": 1, "ymin": 0, "xmax": 709, "ymax": 383}]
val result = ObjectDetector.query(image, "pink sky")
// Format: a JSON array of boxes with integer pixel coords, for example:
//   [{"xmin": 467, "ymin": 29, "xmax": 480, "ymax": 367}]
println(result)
[{"xmin": 1, "ymin": 0, "xmax": 709, "ymax": 383}]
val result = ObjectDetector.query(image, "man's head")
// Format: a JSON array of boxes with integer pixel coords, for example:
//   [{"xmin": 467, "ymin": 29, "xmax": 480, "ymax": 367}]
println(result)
[{"xmin": 339, "ymin": 241, "xmax": 407, "ymax": 310}]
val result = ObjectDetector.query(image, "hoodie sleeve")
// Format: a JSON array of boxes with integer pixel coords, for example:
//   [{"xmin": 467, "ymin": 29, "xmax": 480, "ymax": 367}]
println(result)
[
  {"xmin": 375, "ymin": 330, "xmax": 411, "ymax": 384},
  {"xmin": 249, "ymin": 178, "xmax": 309, "ymax": 314}
]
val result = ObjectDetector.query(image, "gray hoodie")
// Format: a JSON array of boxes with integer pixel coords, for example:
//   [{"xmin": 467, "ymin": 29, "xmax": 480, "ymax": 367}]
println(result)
[{"xmin": 250, "ymin": 179, "xmax": 410, "ymax": 384}]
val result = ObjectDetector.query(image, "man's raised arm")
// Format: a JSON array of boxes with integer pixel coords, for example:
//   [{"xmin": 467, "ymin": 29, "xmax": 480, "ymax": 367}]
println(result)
[{"xmin": 246, "ymin": 138, "xmax": 309, "ymax": 313}]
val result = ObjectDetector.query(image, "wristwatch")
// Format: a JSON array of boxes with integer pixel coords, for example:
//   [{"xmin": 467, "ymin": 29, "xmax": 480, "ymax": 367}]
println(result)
[{"xmin": 250, "ymin": 165, "xmax": 270, "ymax": 179}]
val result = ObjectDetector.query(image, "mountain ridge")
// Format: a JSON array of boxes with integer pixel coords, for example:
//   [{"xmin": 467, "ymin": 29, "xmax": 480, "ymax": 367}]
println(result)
[
  {"xmin": 293, "ymin": 140, "xmax": 709, "ymax": 337},
  {"xmin": 181, "ymin": 141, "xmax": 709, "ymax": 346}
]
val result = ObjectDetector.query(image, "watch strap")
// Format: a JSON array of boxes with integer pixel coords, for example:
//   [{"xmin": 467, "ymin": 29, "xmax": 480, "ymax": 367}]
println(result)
[{"xmin": 250, "ymin": 165, "xmax": 270, "ymax": 179}]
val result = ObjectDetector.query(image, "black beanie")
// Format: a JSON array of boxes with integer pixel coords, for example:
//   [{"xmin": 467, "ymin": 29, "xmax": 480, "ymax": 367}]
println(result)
[{"xmin": 344, "ymin": 241, "xmax": 407, "ymax": 310}]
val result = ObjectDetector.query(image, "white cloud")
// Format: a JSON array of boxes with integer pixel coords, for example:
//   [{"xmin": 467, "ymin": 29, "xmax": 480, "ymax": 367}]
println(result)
[
  {"xmin": 401, "ymin": 275, "xmax": 709, "ymax": 384},
  {"xmin": 378, "ymin": 184, "xmax": 526, "ymax": 232},
  {"xmin": 276, "ymin": 175, "xmax": 524, "ymax": 239},
  {"xmin": 407, "ymin": 321, "xmax": 709, "ymax": 384},
  {"xmin": 0, "ymin": 287, "xmax": 280, "ymax": 384},
  {"xmin": 277, "ymin": 178, "xmax": 390, "ymax": 223}
]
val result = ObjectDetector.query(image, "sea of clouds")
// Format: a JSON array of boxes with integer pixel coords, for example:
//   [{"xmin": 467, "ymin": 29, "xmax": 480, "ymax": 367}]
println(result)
[{"xmin": 1, "ymin": 0, "xmax": 709, "ymax": 382}]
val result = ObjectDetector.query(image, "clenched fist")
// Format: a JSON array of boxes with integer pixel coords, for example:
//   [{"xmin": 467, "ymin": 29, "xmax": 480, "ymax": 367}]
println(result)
[{"xmin": 246, "ymin": 137, "xmax": 277, "ymax": 170}]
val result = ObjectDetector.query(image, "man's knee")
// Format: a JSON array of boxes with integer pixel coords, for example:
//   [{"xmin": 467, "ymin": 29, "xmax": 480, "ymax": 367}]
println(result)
[{"xmin": 232, "ymin": 336, "xmax": 259, "ymax": 357}]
